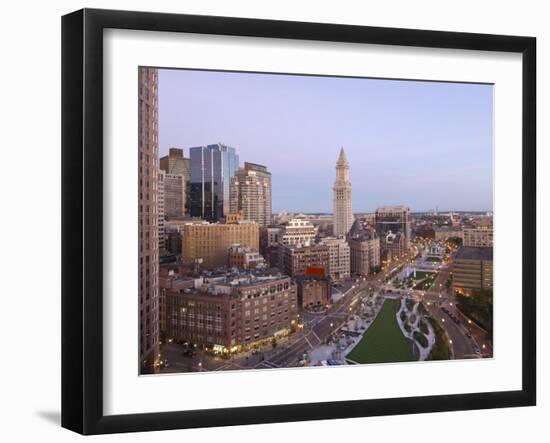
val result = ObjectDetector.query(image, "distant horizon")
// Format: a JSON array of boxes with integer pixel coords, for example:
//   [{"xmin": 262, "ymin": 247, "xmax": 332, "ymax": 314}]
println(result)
[
  {"xmin": 270, "ymin": 209, "xmax": 493, "ymax": 215},
  {"xmin": 158, "ymin": 68, "xmax": 494, "ymax": 213}
]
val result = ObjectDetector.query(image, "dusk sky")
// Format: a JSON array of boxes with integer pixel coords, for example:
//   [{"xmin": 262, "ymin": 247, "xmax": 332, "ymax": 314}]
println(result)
[{"xmin": 158, "ymin": 68, "xmax": 493, "ymax": 213}]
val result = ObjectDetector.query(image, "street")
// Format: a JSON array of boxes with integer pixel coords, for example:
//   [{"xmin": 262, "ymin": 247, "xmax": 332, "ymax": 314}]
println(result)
[{"xmin": 159, "ymin": 242, "xmax": 492, "ymax": 374}]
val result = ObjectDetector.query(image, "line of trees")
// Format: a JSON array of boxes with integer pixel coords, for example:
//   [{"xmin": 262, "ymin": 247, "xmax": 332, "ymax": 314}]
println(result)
[{"xmin": 456, "ymin": 289, "xmax": 493, "ymax": 339}]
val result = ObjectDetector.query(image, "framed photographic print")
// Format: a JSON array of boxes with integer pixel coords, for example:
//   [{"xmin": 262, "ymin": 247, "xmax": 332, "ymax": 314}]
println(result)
[{"xmin": 61, "ymin": 8, "xmax": 536, "ymax": 435}]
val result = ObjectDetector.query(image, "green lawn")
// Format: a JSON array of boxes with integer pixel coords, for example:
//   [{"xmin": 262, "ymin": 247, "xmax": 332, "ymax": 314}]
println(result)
[
  {"xmin": 412, "ymin": 271, "xmax": 439, "ymax": 290},
  {"xmin": 346, "ymin": 299, "xmax": 415, "ymax": 364}
]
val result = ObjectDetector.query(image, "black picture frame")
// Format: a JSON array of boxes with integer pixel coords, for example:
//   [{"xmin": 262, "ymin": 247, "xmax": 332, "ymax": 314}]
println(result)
[{"xmin": 61, "ymin": 8, "xmax": 536, "ymax": 435}]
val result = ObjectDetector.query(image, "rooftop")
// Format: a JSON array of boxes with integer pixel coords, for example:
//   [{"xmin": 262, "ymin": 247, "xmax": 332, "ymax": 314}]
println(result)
[
  {"xmin": 434, "ymin": 226, "xmax": 462, "ymax": 231},
  {"xmin": 348, "ymin": 219, "xmax": 377, "ymax": 240},
  {"xmin": 168, "ymin": 269, "xmax": 290, "ymax": 298},
  {"xmin": 455, "ymin": 246, "xmax": 493, "ymax": 261},
  {"xmin": 376, "ymin": 205, "xmax": 410, "ymax": 213}
]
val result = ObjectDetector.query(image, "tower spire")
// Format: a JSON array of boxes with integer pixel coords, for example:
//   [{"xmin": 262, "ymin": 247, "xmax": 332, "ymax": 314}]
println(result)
[{"xmin": 337, "ymin": 146, "xmax": 348, "ymax": 165}]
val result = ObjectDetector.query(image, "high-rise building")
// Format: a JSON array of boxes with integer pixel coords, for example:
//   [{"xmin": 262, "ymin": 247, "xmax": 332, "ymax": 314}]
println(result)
[
  {"xmin": 181, "ymin": 220, "xmax": 259, "ymax": 268},
  {"xmin": 160, "ymin": 147, "xmax": 190, "ymax": 178},
  {"xmin": 319, "ymin": 237, "xmax": 350, "ymax": 279},
  {"xmin": 375, "ymin": 206, "xmax": 411, "ymax": 257},
  {"xmin": 230, "ymin": 162, "xmax": 272, "ymax": 227},
  {"xmin": 158, "ymin": 169, "xmax": 166, "ymax": 252},
  {"xmin": 160, "ymin": 148, "xmax": 190, "ymax": 215},
  {"xmin": 138, "ymin": 67, "xmax": 160, "ymax": 373},
  {"xmin": 163, "ymin": 173, "xmax": 185, "ymax": 218},
  {"xmin": 333, "ymin": 147, "xmax": 354, "ymax": 237},
  {"xmin": 463, "ymin": 226, "xmax": 493, "ymax": 247},
  {"xmin": 189, "ymin": 143, "xmax": 239, "ymax": 222}
]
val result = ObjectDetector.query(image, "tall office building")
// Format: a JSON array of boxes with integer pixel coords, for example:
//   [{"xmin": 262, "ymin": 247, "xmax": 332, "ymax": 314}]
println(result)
[
  {"xmin": 160, "ymin": 148, "xmax": 190, "ymax": 214},
  {"xmin": 160, "ymin": 147, "xmax": 190, "ymax": 178},
  {"xmin": 163, "ymin": 173, "xmax": 185, "ymax": 218},
  {"xmin": 230, "ymin": 162, "xmax": 272, "ymax": 227},
  {"xmin": 138, "ymin": 67, "xmax": 160, "ymax": 373},
  {"xmin": 375, "ymin": 206, "xmax": 411, "ymax": 257},
  {"xmin": 189, "ymin": 143, "xmax": 239, "ymax": 221},
  {"xmin": 333, "ymin": 147, "xmax": 354, "ymax": 237}
]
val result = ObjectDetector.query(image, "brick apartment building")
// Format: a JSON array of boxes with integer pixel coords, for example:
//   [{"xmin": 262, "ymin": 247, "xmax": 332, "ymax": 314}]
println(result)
[{"xmin": 165, "ymin": 272, "xmax": 297, "ymax": 352}]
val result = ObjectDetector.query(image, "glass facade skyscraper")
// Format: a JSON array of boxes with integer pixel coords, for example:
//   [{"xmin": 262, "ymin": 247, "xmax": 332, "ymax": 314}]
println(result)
[{"xmin": 189, "ymin": 143, "xmax": 239, "ymax": 221}]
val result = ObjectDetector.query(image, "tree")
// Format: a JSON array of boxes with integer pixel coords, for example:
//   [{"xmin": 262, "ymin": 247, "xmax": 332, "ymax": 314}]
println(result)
[
  {"xmin": 271, "ymin": 337, "xmax": 277, "ymax": 349},
  {"xmin": 448, "ymin": 237, "xmax": 463, "ymax": 247},
  {"xmin": 456, "ymin": 289, "xmax": 493, "ymax": 338}
]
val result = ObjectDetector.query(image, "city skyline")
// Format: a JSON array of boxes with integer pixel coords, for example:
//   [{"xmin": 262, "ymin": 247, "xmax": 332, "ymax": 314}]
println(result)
[
  {"xmin": 139, "ymin": 67, "xmax": 494, "ymax": 375},
  {"xmin": 158, "ymin": 68, "xmax": 494, "ymax": 213}
]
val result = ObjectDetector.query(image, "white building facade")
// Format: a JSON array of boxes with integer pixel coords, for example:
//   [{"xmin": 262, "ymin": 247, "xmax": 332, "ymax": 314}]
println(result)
[
  {"xmin": 319, "ymin": 237, "xmax": 351, "ymax": 279},
  {"xmin": 280, "ymin": 219, "xmax": 317, "ymax": 246}
]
